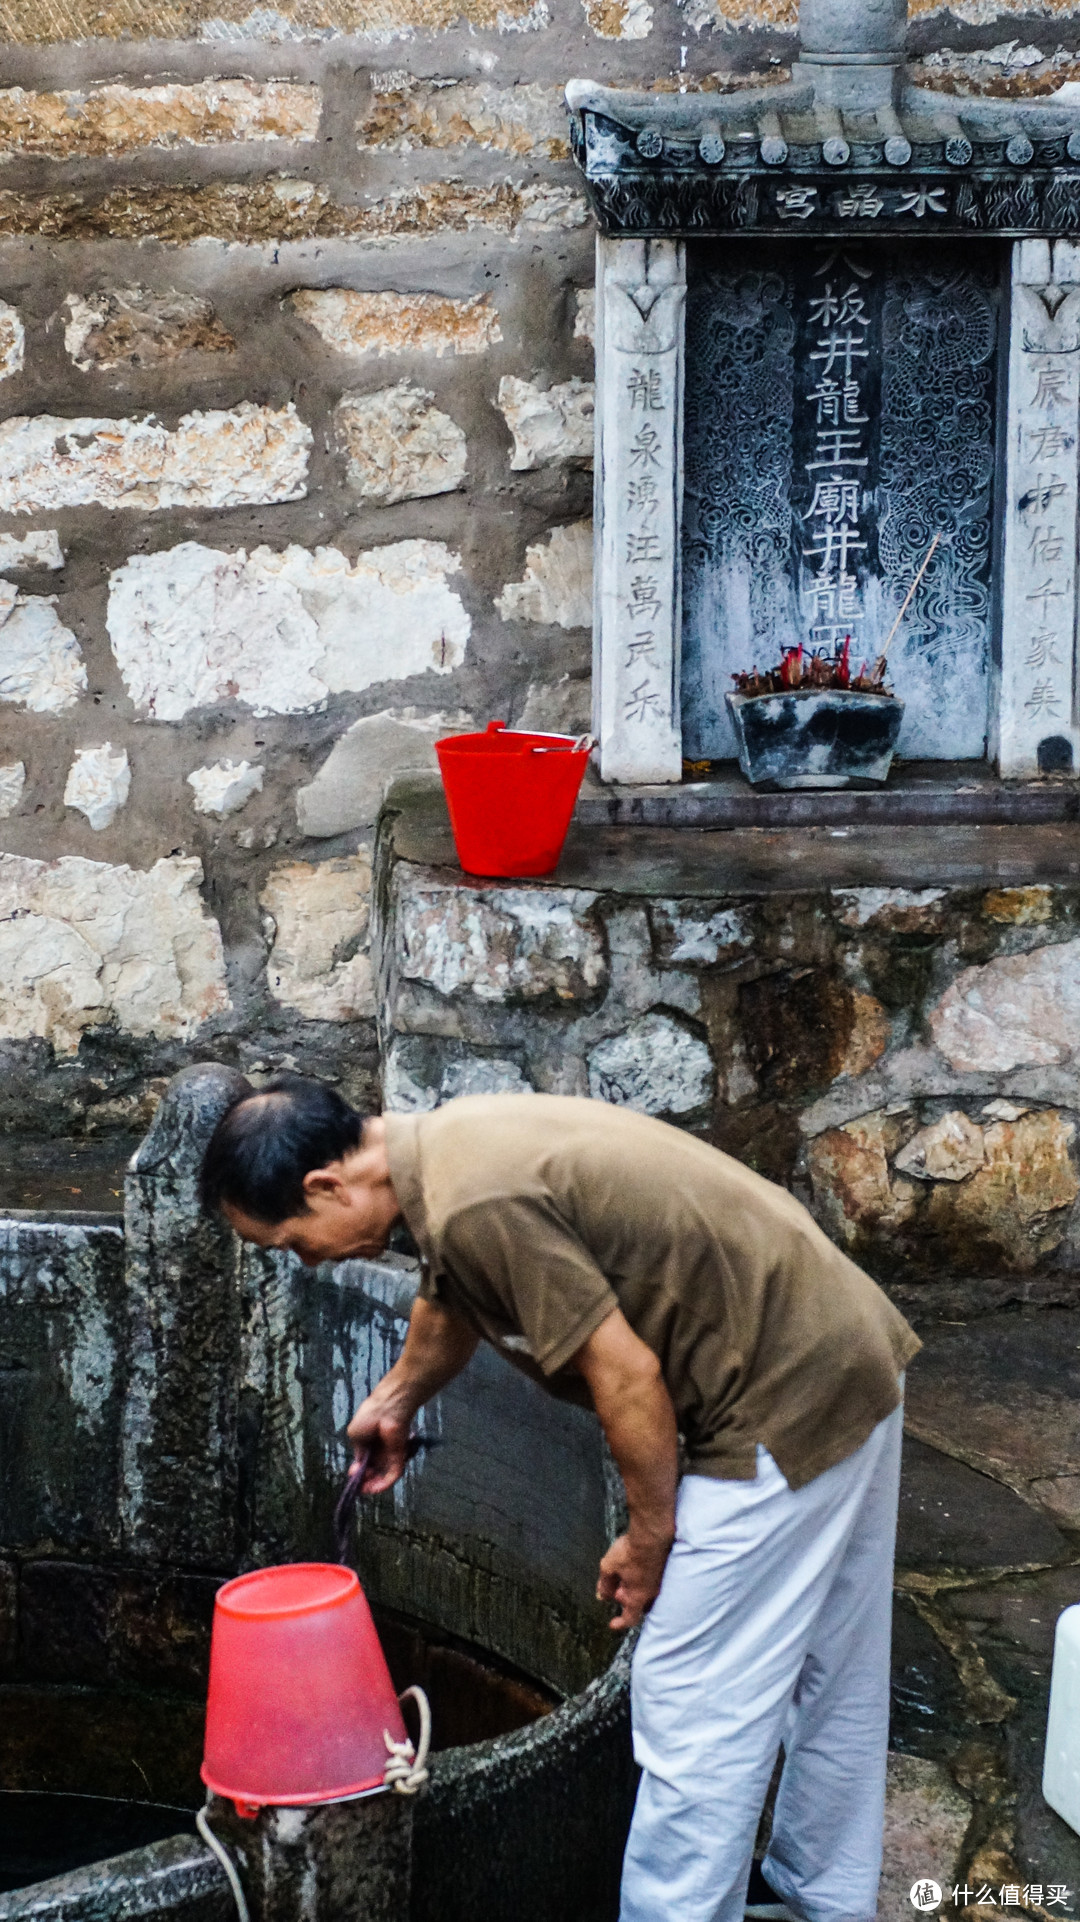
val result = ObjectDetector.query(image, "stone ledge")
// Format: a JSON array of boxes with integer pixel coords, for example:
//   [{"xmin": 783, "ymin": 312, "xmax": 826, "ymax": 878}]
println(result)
[{"xmin": 382, "ymin": 774, "xmax": 1080, "ymax": 897}]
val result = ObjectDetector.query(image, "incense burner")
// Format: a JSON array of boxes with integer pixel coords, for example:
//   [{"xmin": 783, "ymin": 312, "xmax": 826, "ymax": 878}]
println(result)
[{"xmin": 726, "ymin": 687, "xmax": 904, "ymax": 788}]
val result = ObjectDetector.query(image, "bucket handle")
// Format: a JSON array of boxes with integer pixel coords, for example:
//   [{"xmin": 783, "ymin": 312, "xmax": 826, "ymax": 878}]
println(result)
[{"xmin": 384, "ymin": 1685, "xmax": 432, "ymax": 1795}]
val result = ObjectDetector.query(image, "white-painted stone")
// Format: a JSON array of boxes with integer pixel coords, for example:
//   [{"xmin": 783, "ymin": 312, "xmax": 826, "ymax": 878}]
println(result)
[
  {"xmin": 982, "ymin": 1098, "xmax": 1030, "ymax": 1121},
  {"xmin": 63, "ymin": 288, "xmax": 235, "ymax": 372},
  {"xmin": 108, "ymin": 540, "xmax": 470, "ymax": 721},
  {"xmin": 581, "ymin": 0, "xmax": 652, "ymax": 35},
  {"xmin": 0, "ymin": 761, "xmax": 24, "ymax": 817},
  {"xmin": 0, "ymin": 529, "xmax": 63, "ymax": 572},
  {"xmin": 594, "ymin": 236, "xmax": 686, "ymax": 784},
  {"xmin": 187, "ymin": 759, "xmax": 264, "ymax": 817},
  {"xmin": 398, "ymin": 881, "xmax": 606, "ymax": 1002},
  {"xmin": 357, "ymin": 79, "xmax": 567, "ymax": 158},
  {"xmin": 574, "ymin": 287, "xmax": 596, "ymax": 346},
  {"xmin": 296, "ymin": 708, "xmax": 465, "ymax": 838},
  {"xmin": 0, "ymin": 852, "xmax": 228, "ymax": 1055},
  {"xmin": 336, "ymin": 383, "xmax": 466, "ymax": 504},
  {"xmin": 261, "ymin": 856, "xmax": 374, "ymax": 1023},
  {"xmin": 0, "ymin": 80, "xmax": 320, "ymax": 158},
  {"xmin": 496, "ymin": 520, "xmax": 593, "ymax": 629},
  {"xmin": 587, "ymin": 1011, "xmax": 712, "ymax": 1116},
  {"xmin": 0, "ymin": 588, "xmax": 85, "ymax": 714},
  {"xmin": 63, "ymin": 745, "xmax": 131, "ymax": 831},
  {"xmin": 0, "ymin": 301, "xmax": 24, "ymax": 381},
  {"xmin": 894, "ymin": 1111, "xmax": 986, "ymax": 1182},
  {"xmin": 290, "ymin": 288, "xmax": 501, "ymax": 359},
  {"xmin": 931, "ymin": 938, "xmax": 1080, "ymax": 1073},
  {"xmin": 0, "ymin": 404, "xmax": 311, "ymax": 514},
  {"xmin": 497, "ymin": 375, "xmax": 594, "ymax": 470}
]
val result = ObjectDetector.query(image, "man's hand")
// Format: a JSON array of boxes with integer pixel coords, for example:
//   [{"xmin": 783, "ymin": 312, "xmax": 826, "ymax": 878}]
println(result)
[
  {"xmin": 597, "ymin": 1530, "xmax": 672, "ymax": 1631},
  {"xmin": 570, "ymin": 1308, "xmax": 679, "ymax": 1633},
  {"xmin": 346, "ymin": 1399, "xmax": 412, "ymax": 1495},
  {"xmin": 345, "ymin": 1294, "xmax": 478, "ymax": 1496}
]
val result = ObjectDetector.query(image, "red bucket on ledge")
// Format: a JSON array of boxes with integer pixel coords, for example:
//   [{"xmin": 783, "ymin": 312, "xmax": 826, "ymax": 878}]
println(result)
[
  {"xmin": 435, "ymin": 720, "xmax": 591, "ymax": 878},
  {"xmin": 201, "ymin": 1563, "xmax": 409, "ymax": 1816}
]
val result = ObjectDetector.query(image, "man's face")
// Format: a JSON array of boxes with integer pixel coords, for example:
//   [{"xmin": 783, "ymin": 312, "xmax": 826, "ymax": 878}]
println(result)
[{"xmin": 223, "ymin": 1159, "xmax": 396, "ymax": 1267}]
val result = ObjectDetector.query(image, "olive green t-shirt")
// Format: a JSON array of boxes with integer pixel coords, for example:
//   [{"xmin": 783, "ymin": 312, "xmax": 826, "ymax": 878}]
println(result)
[{"xmin": 384, "ymin": 1093, "xmax": 920, "ymax": 1490}]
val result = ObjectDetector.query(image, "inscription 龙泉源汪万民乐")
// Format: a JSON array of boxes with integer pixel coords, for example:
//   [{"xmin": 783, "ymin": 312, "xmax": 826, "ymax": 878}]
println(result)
[{"xmin": 622, "ymin": 364, "xmax": 667, "ymax": 728}]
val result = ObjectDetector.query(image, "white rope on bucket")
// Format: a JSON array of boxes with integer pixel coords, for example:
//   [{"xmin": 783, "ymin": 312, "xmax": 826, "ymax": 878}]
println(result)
[
  {"xmin": 383, "ymin": 1685, "xmax": 432, "ymax": 1794},
  {"xmin": 196, "ymin": 1804, "xmax": 252, "ymax": 1922}
]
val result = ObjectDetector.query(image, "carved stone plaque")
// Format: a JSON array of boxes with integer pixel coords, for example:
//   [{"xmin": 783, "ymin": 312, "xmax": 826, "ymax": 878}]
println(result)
[{"xmin": 681, "ymin": 239, "xmax": 1002, "ymax": 763}]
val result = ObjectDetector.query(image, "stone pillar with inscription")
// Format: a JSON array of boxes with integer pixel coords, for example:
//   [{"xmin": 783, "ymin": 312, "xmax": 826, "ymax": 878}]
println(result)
[
  {"xmin": 593, "ymin": 236, "xmax": 686, "ymax": 785},
  {"xmin": 996, "ymin": 238, "xmax": 1080, "ymax": 780}
]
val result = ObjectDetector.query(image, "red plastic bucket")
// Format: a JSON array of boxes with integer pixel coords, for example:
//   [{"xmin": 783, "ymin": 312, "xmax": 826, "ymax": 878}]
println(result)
[
  {"xmin": 201, "ymin": 1563, "xmax": 409, "ymax": 1815},
  {"xmin": 435, "ymin": 720, "xmax": 591, "ymax": 878}
]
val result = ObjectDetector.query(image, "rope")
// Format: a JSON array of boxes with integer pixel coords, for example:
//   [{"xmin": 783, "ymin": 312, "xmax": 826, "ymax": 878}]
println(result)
[
  {"xmin": 196, "ymin": 1805, "xmax": 251, "ymax": 1922},
  {"xmin": 383, "ymin": 1685, "xmax": 432, "ymax": 1795}
]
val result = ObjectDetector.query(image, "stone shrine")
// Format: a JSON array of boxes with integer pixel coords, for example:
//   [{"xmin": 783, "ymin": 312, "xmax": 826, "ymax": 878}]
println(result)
[{"xmin": 568, "ymin": 0, "xmax": 1080, "ymax": 783}]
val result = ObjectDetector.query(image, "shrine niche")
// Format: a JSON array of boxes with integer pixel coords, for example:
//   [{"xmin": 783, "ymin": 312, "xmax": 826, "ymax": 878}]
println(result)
[{"xmin": 568, "ymin": 0, "xmax": 1080, "ymax": 785}]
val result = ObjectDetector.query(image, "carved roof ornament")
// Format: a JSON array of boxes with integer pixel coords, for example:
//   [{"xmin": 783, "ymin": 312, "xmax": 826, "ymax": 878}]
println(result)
[{"xmin": 566, "ymin": 0, "xmax": 1080, "ymax": 237}]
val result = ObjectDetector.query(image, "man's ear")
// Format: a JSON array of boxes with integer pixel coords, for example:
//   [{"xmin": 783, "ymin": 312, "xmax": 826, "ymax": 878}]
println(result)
[{"xmin": 301, "ymin": 1165, "xmax": 349, "ymax": 1206}]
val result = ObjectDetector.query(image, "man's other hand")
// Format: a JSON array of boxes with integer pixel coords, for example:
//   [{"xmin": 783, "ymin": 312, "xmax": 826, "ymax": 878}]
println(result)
[
  {"xmin": 346, "ymin": 1400, "xmax": 411, "ymax": 1493},
  {"xmin": 597, "ymin": 1530, "xmax": 671, "ymax": 1631}
]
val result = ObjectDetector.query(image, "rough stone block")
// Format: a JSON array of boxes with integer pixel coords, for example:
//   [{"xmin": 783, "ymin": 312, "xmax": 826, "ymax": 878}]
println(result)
[
  {"xmin": 517, "ymin": 675, "xmax": 591, "ymax": 736},
  {"xmin": 295, "ymin": 709, "xmax": 459, "ymax": 838},
  {"xmin": 924, "ymin": 1111, "xmax": 1079, "ymax": 1272},
  {"xmin": 0, "ymin": 852, "xmax": 228, "ymax": 1054},
  {"xmin": 384, "ymin": 1034, "xmax": 533, "ymax": 1110},
  {"xmin": 0, "ymin": 80, "xmax": 320, "ymax": 157},
  {"xmin": 832, "ymin": 885, "xmax": 948, "ymax": 932},
  {"xmin": 894, "ymin": 1110, "xmax": 986, "ymax": 1182},
  {"xmin": 587, "ymin": 1011, "xmax": 712, "ymax": 1117},
  {"xmin": 0, "ymin": 529, "xmax": 62, "ymax": 572},
  {"xmin": 650, "ymin": 900, "xmax": 753, "ymax": 967},
  {"xmin": 336, "ymin": 383, "xmax": 467, "ymax": 504},
  {"xmin": 0, "ymin": 586, "xmax": 84, "ymax": 713},
  {"xmin": 188, "ymin": 759, "xmax": 264, "ymax": 817},
  {"xmin": 581, "ymin": 0, "xmax": 652, "ymax": 35},
  {"xmin": 497, "ymin": 375, "xmax": 594, "ymax": 470},
  {"xmin": 64, "ymin": 287, "xmax": 236, "ymax": 371},
  {"xmin": 905, "ymin": 1309, "xmax": 1080, "ymax": 1494},
  {"xmin": 496, "ymin": 520, "xmax": 593, "ymax": 629},
  {"xmin": 0, "ymin": 403, "xmax": 310, "ymax": 514},
  {"xmin": 357, "ymin": 79, "xmax": 568, "ymax": 158},
  {"xmin": 63, "ymin": 744, "xmax": 131, "ymax": 830},
  {"xmin": 397, "ymin": 878, "xmax": 606, "ymax": 1003},
  {"xmin": 262, "ymin": 856, "xmax": 374, "ymax": 1022},
  {"xmin": 0, "ymin": 0, "xmax": 548, "ymax": 39},
  {"xmin": 0, "ymin": 176, "xmax": 587, "ymax": 246},
  {"xmin": 808, "ymin": 1111, "xmax": 919, "ymax": 1249},
  {"xmin": 740, "ymin": 970, "xmax": 889, "ymax": 1096},
  {"xmin": 290, "ymin": 287, "xmax": 500, "ymax": 360},
  {"xmin": 982, "ymin": 884, "xmax": 1054, "ymax": 925},
  {"xmin": 931, "ymin": 937, "xmax": 1080, "ymax": 1072},
  {"xmin": 0, "ymin": 761, "xmax": 24, "ymax": 817},
  {"xmin": 0, "ymin": 299, "xmax": 23, "ymax": 379},
  {"xmin": 108, "ymin": 540, "xmax": 470, "ymax": 720},
  {"xmin": 574, "ymin": 288, "xmax": 596, "ymax": 345}
]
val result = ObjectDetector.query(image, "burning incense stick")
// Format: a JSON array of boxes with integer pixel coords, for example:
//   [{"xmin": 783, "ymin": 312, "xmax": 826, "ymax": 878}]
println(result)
[{"xmin": 871, "ymin": 533, "xmax": 942, "ymax": 683}]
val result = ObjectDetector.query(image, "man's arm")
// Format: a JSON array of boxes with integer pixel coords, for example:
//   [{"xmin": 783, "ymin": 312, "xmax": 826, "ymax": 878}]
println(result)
[
  {"xmin": 570, "ymin": 1308, "xmax": 679, "ymax": 1632},
  {"xmin": 347, "ymin": 1294, "xmax": 479, "ymax": 1494}
]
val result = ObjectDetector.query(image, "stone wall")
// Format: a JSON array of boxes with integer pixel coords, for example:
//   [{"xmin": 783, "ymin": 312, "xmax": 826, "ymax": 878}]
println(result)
[{"xmin": 0, "ymin": 0, "xmax": 1074, "ymax": 1130}]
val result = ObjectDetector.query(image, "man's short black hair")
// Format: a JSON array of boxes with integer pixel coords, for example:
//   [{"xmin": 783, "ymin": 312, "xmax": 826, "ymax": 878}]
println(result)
[{"xmin": 200, "ymin": 1073, "xmax": 366, "ymax": 1224}]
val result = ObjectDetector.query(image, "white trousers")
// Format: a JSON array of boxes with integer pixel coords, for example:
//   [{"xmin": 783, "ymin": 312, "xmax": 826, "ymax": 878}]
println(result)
[{"xmin": 620, "ymin": 1401, "xmax": 903, "ymax": 1922}]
